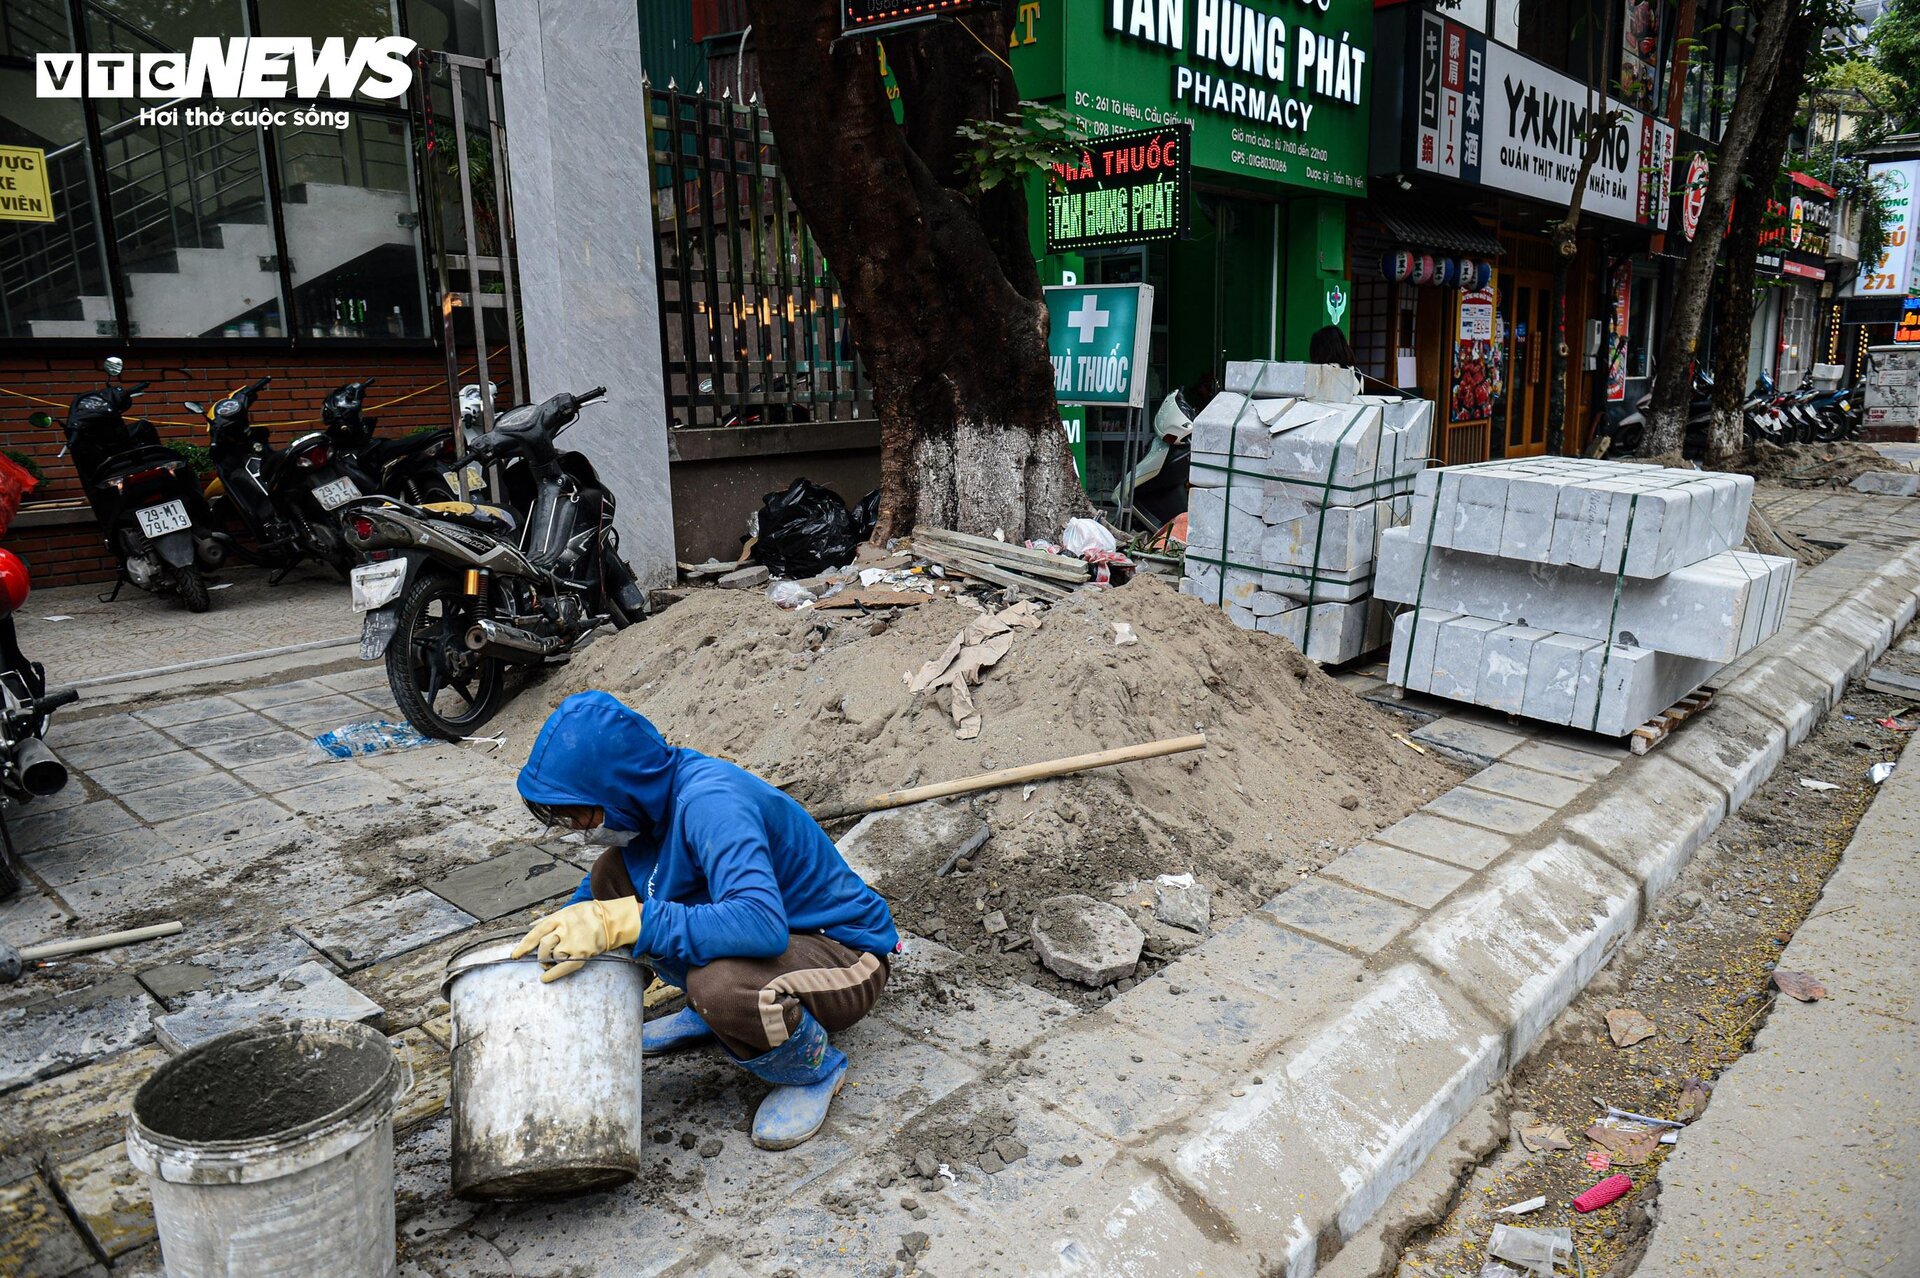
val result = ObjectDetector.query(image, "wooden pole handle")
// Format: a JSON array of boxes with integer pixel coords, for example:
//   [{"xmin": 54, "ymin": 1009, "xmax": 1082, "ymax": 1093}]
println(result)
[
  {"xmin": 20, "ymin": 921, "xmax": 183, "ymax": 962},
  {"xmin": 811, "ymin": 732, "xmax": 1207, "ymax": 822}
]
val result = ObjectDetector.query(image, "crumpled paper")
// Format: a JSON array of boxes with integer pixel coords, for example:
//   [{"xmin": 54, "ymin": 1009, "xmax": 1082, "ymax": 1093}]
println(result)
[{"xmin": 907, "ymin": 614, "xmax": 1016, "ymax": 739}]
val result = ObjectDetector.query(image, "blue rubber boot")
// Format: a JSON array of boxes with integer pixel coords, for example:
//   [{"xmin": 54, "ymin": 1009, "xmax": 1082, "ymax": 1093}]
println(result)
[
  {"xmin": 738, "ymin": 1010, "xmax": 849, "ymax": 1150},
  {"xmin": 642, "ymin": 1007, "xmax": 717, "ymax": 1058}
]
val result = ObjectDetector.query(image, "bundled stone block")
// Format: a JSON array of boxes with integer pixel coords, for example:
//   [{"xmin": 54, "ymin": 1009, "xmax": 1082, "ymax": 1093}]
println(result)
[{"xmin": 1224, "ymin": 359, "xmax": 1360, "ymax": 401}]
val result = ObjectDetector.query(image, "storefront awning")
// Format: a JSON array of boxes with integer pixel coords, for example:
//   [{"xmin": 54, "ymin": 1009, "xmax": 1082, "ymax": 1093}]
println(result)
[{"xmin": 1370, "ymin": 203, "xmax": 1506, "ymax": 257}]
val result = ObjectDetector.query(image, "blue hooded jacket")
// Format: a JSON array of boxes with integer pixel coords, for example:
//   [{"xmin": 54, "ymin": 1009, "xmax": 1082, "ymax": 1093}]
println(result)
[{"xmin": 518, "ymin": 691, "xmax": 898, "ymax": 987}]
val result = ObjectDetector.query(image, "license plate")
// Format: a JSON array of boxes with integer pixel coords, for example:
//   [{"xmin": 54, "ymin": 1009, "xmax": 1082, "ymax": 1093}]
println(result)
[
  {"xmin": 360, "ymin": 607, "xmax": 401, "ymax": 659},
  {"xmin": 314, "ymin": 476, "xmax": 361, "ymax": 510},
  {"xmin": 135, "ymin": 500, "xmax": 191, "ymax": 538},
  {"xmin": 445, "ymin": 463, "xmax": 486, "ymax": 496},
  {"xmin": 351, "ymin": 559, "xmax": 407, "ymax": 613}
]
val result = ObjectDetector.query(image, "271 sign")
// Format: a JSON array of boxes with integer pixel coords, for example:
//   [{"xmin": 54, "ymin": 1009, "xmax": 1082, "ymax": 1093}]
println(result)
[{"xmin": 1045, "ymin": 125, "xmax": 1189, "ymax": 254}]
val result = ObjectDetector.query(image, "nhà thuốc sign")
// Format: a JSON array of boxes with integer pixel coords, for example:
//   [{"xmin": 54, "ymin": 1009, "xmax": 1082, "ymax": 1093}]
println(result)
[
  {"xmin": 1046, "ymin": 124, "xmax": 1190, "ymax": 254},
  {"xmin": 1046, "ymin": 283, "xmax": 1154, "ymax": 408},
  {"xmin": 1055, "ymin": 0, "xmax": 1372, "ymax": 194}
]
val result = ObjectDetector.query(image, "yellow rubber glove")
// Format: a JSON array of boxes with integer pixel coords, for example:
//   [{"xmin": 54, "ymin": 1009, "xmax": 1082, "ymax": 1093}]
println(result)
[{"xmin": 510, "ymin": 897, "xmax": 642, "ymax": 983}]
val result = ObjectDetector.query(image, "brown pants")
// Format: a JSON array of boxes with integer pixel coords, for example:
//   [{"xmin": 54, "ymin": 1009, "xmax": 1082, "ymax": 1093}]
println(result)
[{"xmin": 590, "ymin": 849, "xmax": 889, "ymax": 1057}]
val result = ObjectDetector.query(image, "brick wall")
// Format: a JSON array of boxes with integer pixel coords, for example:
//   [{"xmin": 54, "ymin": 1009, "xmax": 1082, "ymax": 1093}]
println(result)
[{"xmin": 0, "ymin": 343, "xmax": 510, "ymax": 586}]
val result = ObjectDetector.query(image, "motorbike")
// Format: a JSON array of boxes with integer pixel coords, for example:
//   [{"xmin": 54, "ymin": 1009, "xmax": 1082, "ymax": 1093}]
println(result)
[
  {"xmin": 29, "ymin": 358, "xmax": 219, "ymax": 611},
  {"xmin": 340, "ymin": 385, "xmax": 650, "ymax": 740},
  {"xmin": 186, "ymin": 378, "xmax": 360, "ymax": 578},
  {"xmin": 321, "ymin": 378, "xmax": 478, "ymax": 506},
  {"xmin": 1111, "ymin": 387, "xmax": 1195, "ymax": 531},
  {"xmin": 0, "ymin": 548, "xmax": 78, "ymax": 899}
]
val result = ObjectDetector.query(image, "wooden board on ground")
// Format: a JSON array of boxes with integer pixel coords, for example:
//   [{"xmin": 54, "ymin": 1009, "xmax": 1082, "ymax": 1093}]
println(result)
[
  {"xmin": 912, "ymin": 527, "xmax": 1091, "ymax": 582},
  {"xmin": 1629, "ymin": 687, "xmax": 1716, "ymax": 755},
  {"xmin": 911, "ymin": 544, "xmax": 1073, "ymax": 601},
  {"xmin": 816, "ymin": 590, "xmax": 932, "ymax": 610}
]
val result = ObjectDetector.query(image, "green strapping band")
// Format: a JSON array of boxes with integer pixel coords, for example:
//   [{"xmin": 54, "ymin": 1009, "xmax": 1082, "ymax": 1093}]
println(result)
[
  {"xmin": 1588, "ymin": 492, "xmax": 1640, "ymax": 734},
  {"xmin": 1395, "ymin": 467, "xmax": 1450, "ymax": 689}
]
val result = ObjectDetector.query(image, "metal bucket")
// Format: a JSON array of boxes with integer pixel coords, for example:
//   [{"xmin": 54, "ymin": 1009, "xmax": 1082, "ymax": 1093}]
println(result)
[
  {"xmin": 442, "ymin": 932, "xmax": 648, "ymax": 1199},
  {"xmin": 126, "ymin": 1018, "xmax": 408, "ymax": 1278}
]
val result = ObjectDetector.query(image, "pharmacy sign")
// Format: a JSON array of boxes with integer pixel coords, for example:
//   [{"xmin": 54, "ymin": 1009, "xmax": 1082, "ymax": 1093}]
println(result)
[{"xmin": 1045, "ymin": 283, "xmax": 1154, "ymax": 408}]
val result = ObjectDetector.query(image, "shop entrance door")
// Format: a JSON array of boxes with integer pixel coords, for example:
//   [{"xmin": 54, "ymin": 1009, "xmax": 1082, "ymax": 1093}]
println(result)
[{"xmin": 1499, "ymin": 270, "xmax": 1552, "ymax": 457}]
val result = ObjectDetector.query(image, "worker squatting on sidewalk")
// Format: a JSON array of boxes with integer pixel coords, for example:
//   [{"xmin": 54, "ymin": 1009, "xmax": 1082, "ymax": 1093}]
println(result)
[{"xmin": 510, "ymin": 691, "xmax": 901, "ymax": 1150}]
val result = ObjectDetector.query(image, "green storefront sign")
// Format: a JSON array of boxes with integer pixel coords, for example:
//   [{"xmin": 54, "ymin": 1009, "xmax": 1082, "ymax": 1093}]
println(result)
[
  {"xmin": 1053, "ymin": 0, "xmax": 1371, "ymax": 193},
  {"xmin": 1045, "ymin": 283, "xmax": 1154, "ymax": 408}
]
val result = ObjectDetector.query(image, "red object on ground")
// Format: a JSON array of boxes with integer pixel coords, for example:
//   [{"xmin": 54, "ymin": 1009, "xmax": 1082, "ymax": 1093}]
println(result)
[
  {"xmin": 1573, "ymin": 1174, "xmax": 1632, "ymax": 1213},
  {"xmin": 0, "ymin": 547, "xmax": 30, "ymax": 617}
]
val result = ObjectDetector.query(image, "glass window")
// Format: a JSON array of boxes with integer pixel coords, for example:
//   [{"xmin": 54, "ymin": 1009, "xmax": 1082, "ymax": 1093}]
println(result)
[
  {"xmin": 1626, "ymin": 272, "xmax": 1658, "ymax": 379},
  {"xmin": 0, "ymin": 0, "xmax": 118, "ymax": 338},
  {"xmin": 406, "ymin": 0, "xmax": 496, "ymax": 58}
]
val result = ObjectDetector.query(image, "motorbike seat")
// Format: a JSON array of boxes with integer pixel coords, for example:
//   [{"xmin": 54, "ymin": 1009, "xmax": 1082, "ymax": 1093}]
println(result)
[
  {"xmin": 421, "ymin": 500, "xmax": 518, "ymax": 535},
  {"xmin": 95, "ymin": 444, "xmax": 190, "ymax": 484}
]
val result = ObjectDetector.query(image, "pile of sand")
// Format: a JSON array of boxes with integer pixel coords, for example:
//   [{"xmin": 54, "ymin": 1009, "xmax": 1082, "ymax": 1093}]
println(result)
[
  {"xmin": 1735, "ymin": 440, "xmax": 1895, "ymax": 486},
  {"xmin": 499, "ymin": 576, "xmax": 1460, "ymax": 996}
]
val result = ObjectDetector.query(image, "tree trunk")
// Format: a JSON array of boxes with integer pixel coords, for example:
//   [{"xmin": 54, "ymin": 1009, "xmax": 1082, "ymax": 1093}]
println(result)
[
  {"xmin": 1707, "ymin": 2, "xmax": 1817, "ymax": 462},
  {"xmin": 1644, "ymin": 0, "xmax": 1799, "ymax": 454},
  {"xmin": 746, "ymin": 1, "xmax": 1090, "ymax": 542}
]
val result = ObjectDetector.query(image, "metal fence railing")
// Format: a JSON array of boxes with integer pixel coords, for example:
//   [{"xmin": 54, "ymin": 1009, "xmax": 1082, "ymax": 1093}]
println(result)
[{"xmin": 646, "ymin": 84, "xmax": 872, "ymax": 430}]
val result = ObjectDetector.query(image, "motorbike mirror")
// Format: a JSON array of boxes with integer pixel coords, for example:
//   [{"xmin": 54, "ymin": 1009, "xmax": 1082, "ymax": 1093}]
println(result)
[
  {"xmin": 103, "ymin": 356, "xmax": 124, "ymax": 377},
  {"xmin": 27, "ymin": 411, "xmax": 53, "ymax": 429},
  {"xmin": 182, "ymin": 401, "xmax": 205, "ymax": 414}
]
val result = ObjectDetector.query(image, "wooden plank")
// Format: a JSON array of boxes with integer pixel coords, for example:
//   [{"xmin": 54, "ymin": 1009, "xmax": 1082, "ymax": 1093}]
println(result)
[
  {"xmin": 912, "ymin": 527, "xmax": 1091, "ymax": 581},
  {"xmin": 913, "ymin": 533, "xmax": 1089, "ymax": 585},
  {"xmin": 914, "ymin": 544, "xmax": 1071, "ymax": 600}
]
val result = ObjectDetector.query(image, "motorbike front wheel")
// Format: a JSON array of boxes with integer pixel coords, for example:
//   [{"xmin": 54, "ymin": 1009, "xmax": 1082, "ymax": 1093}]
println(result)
[
  {"xmin": 386, "ymin": 570, "xmax": 505, "ymax": 741},
  {"xmin": 174, "ymin": 565, "xmax": 211, "ymax": 613}
]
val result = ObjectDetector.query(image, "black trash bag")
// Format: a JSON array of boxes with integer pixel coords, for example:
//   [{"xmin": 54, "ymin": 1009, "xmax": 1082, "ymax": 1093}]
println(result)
[
  {"xmin": 850, "ymin": 488, "xmax": 881, "ymax": 541},
  {"xmin": 750, "ymin": 479, "xmax": 863, "ymax": 578}
]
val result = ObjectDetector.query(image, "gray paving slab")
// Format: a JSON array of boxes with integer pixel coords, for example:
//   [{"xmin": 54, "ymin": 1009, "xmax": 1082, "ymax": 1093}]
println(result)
[
  {"xmin": 118, "ymin": 772, "xmax": 260, "ymax": 823},
  {"xmin": 876, "ymin": 950, "xmax": 1080, "ymax": 1059},
  {"xmin": 1321, "ymin": 841, "xmax": 1473, "ymax": 909},
  {"xmin": 1421, "ymin": 786, "xmax": 1557, "ymax": 835},
  {"xmin": 134, "ymin": 931, "xmax": 328, "ymax": 1013},
  {"xmin": 193, "ymin": 728, "xmax": 315, "ymax": 771},
  {"xmin": 25, "ymin": 826, "xmax": 189, "ymax": 889},
  {"xmin": 1561, "ymin": 754, "xmax": 1727, "ymax": 906},
  {"xmin": 152, "ymin": 795, "xmax": 298, "ymax": 851},
  {"xmin": 157, "ymin": 709, "xmax": 285, "ymax": 751},
  {"xmin": 1461, "ymin": 760, "xmax": 1589, "ymax": 809},
  {"xmin": 394, "ymin": 819, "xmax": 522, "ymax": 867},
  {"xmin": 314, "ymin": 667, "xmax": 392, "ymax": 695},
  {"xmin": 259, "ymin": 692, "xmax": 383, "ymax": 733},
  {"xmin": 274, "ymin": 767, "xmax": 400, "ymax": 817},
  {"xmin": 47, "ymin": 712, "xmax": 148, "ymax": 748},
  {"xmin": 420, "ymin": 844, "xmax": 578, "ymax": 920},
  {"xmin": 1261, "ymin": 876, "xmax": 1421, "ymax": 953},
  {"xmin": 0, "ymin": 1042, "xmax": 168, "ymax": 1167},
  {"xmin": 292, "ymin": 888, "xmax": 478, "ymax": 972},
  {"xmin": 81, "ymin": 749, "xmax": 216, "ymax": 796},
  {"xmin": 1410, "ymin": 715, "xmax": 1531, "ymax": 765},
  {"xmin": 1659, "ymin": 690, "xmax": 1787, "ymax": 810},
  {"xmin": 1014, "ymin": 1009, "xmax": 1215, "ymax": 1141},
  {"xmin": 53, "ymin": 1141, "xmax": 153, "ymax": 1258},
  {"xmin": 0, "ymin": 975, "xmax": 156, "ymax": 1092},
  {"xmin": 229, "ymin": 677, "xmax": 342, "ymax": 710},
  {"xmin": 7, "ymin": 797, "xmax": 139, "ymax": 853},
  {"xmin": 231, "ymin": 754, "xmax": 339, "ymax": 793},
  {"xmin": 132, "ymin": 695, "xmax": 249, "ymax": 728},
  {"xmin": 1503, "ymin": 738, "xmax": 1624, "ymax": 782},
  {"xmin": 0, "ymin": 888, "xmax": 74, "ymax": 950},
  {"xmin": 1373, "ymin": 810, "xmax": 1513, "ymax": 869},
  {"xmin": 0, "ymin": 1176, "xmax": 98, "ymax": 1277},
  {"xmin": 810, "ymin": 1015, "xmax": 977, "ymax": 1127},
  {"xmin": 152, "ymin": 959, "xmax": 384, "ymax": 1052}
]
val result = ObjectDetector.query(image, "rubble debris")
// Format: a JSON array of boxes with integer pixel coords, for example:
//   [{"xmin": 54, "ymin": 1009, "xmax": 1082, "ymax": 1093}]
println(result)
[
  {"xmin": 1864, "ymin": 665, "xmax": 1920, "ymax": 698},
  {"xmin": 1799, "ymin": 777, "xmax": 1840, "ymax": 791},
  {"xmin": 719, "ymin": 565, "xmax": 772, "ymax": 591},
  {"xmin": 1112, "ymin": 622, "xmax": 1139, "ymax": 646},
  {"xmin": 1153, "ymin": 874, "xmax": 1212, "ymax": 934},
  {"xmin": 816, "ymin": 589, "xmax": 930, "ymax": 610},
  {"xmin": 1030, "ymin": 894, "xmax": 1144, "ymax": 987},
  {"xmin": 1869, "ymin": 760, "xmax": 1897, "ymax": 785},
  {"xmin": 900, "ymin": 1108, "xmax": 1027, "ymax": 1187},
  {"xmin": 835, "ymin": 803, "xmax": 987, "ymax": 884},
  {"xmin": 677, "ymin": 559, "xmax": 739, "ymax": 580},
  {"xmin": 1605, "ymin": 1008, "xmax": 1657, "ymax": 1047},
  {"xmin": 1771, "ymin": 969, "xmax": 1828, "ymax": 1001}
]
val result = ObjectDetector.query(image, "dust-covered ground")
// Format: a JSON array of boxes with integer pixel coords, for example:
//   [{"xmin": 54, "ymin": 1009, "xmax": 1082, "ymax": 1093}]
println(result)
[
  {"xmin": 1381, "ymin": 627, "xmax": 1920, "ymax": 1278},
  {"xmin": 499, "ymin": 576, "xmax": 1463, "ymax": 1000}
]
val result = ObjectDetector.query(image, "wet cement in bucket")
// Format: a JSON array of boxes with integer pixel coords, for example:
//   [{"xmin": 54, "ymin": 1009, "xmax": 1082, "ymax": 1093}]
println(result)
[{"xmin": 135, "ymin": 1023, "xmax": 393, "ymax": 1144}]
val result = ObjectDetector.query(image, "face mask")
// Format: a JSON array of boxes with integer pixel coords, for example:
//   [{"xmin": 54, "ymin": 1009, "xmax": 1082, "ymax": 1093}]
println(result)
[{"xmin": 581, "ymin": 826, "xmax": 639, "ymax": 846}]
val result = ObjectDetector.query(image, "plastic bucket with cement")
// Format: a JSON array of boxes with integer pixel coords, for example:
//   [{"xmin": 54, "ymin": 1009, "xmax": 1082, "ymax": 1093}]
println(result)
[
  {"xmin": 442, "ymin": 932, "xmax": 649, "ymax": 1199},
  {"xmin": 126, "ymin": 1018, "xmax": 408, "ymax": 1278}
]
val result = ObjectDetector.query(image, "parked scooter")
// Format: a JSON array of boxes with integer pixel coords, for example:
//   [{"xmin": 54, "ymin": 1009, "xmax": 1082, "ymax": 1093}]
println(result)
[
  {"xmin": 0, "ymin": 548, "xmax": 78, "ymax": 899},
  {"xmin": 187, "ymin": 378, "xmax": 360, "ymax": 578},
  {"xmin": 1112, "ymin": 387, "xmax": 1194, "ymax": 531},
  {"xmin": 321, "ymin": 379, "xmax": 474, "ymax": 506},
  {"xmin": 341, "ymin": 386, "xmax": 650, "ymax": 740},
  {"xmin": 30, "ymin": 358, "xmax": 219, "ymax": 611}
]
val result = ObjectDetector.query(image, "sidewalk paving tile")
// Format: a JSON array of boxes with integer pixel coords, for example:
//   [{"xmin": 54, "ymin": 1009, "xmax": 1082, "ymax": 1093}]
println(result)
[
  {"xmin": 421, "ymin": 845, "xmax": 580, "ymax": 920},
  {"xmin": 1462, "ymin": 761, "xmax": 1589, "ymax": 809},
  {"xmin": 196, "ymin": 729, "xmax": 314, "ymax": 771},
  {"xmin": 158, "ymin": 710, "xmax": 286, "ymax": 751},
  {"xmin": 260, "ymin": 693, "xmax": 383, "ymax": 733},
  {"xmin": 315, "ymin": 667, "xmax": 392, "ymax": 695},
  {"xmin": 153, "ymin": 959, "xmax": 384, "ymax": 1052},
  {"xmin": 135, "ymin": 931, "xmax": 330, "ymax": 1014},
  {"xmin": 1422, "ymin": 786, "xmax": 1557, "ymax": 835},
  {"xmin": 396, "ymin": 820, "xmax": 519, "ymax": 869},
  {"xmin": 828, "ymin": 1017, "xmax": 977, "ymax": 1125},
  {"xmin": 26, "ymin": 827, "xmax": 186, "ymax": 889},
  {"xmin": 49, "ymin": 712, "xmax": 149, "ymax": 749},
  {"xmin": 275, "ymin": 768, "xmax": 401, "ymax": 818},
  {"xmin": 20, "ymin": 776, "xmax": 98, "ymax": 815},
  {"xmin": 897, "ymin": 1083, "xmax": 1114, "ymax": 1230},
  {"xmin": 232, "ymin": 754, "xmax": 340, "ymax": 793},
  {"xmin": 231, "ymin": 677, "xmax": 343, "ymax": 711},
  {"xmin": 1322, "ymin": 841, "xmax": 1473, "ymax": 909},
  {"xmin": 1410, "ymin": 715, "xmax": 1531, "ymax": 765},
  {"xmin": 0, "ymin": 1044, "xmax": 167, "ymax": 1167},
  {"xmin": 119, "ymin": 773, "xmax": 260, "ymax": 823},
  {"xmin": 873, "ymin": 939, "xmax": 1080, "ymax": 1058},
  {"xmin": 1262, "ymin": 877, "xmax": 1422, "ymax": 953},
  {"xmin": 1504, "ymin": 739, "xmax": 1624, "ymax": 782},
  {"xmin": 1373, "ymin": 810, "xmax": 1512, "ymax": 869},
  {"xmin": 1014, "ymin": 1010, "xmax": 1211, "ymax": 1141},
  {"xmin": 0, "ymin": 1176, "xmax": 96, "ymax": 1278},
  {"xmin": 1107, "ymin": 962, "xmax": 1302, "ymax": 1077},
  {"xmin": 0, "ymin": 889, "xmax": 75, "ymax": 950},
  {"xmin": 470, "ymin": 1194, "xmax": 706, "ymax": 1278},
  {"xmin": 153, "ymin": 796, "xmax": 298, "ymax": 850},
  {"xmin": 83, "ymin": 749, "xmax": 216, "ymax": 796},
  {"xmin": 1561, "ymin": 755, "xmax": 1727, "ymax": 904},
  {"xmin": 295, "ymin": 889, "xmax": 478, "ymax": 972},
  {"xmin": 0, "ymin": 975, "xmax": 156, "ymax": 1092},
  {"xmin": 54, "ymin": 727, "xmax": 177, "ymax": 771},
  {"xmin": 737, "ymin": 1171, "xmax": 1010, "ymax": 1278},
  {"xmin": 8, "ymin": 798, "xmax": 138, "ymax": 852},
  {"xmin": 53, "ymin": 1142, "xmax": 153, "ymax": 1258},
  {"xmin": 132, "ymin": 694, "xmax": 249, "ymax": 729},
  {"xmin": 390, "ymin": 1027, "xmax": 451, "ymax": 1131}
]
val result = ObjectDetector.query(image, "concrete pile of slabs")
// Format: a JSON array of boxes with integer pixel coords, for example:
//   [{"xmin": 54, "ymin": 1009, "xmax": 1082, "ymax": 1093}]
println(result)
[
  {"xmin": 1377, "ymin": 458, "xmax": 1795, "ymax": 737},
  {"xmin": 1180, "ymin": 360, "xmax": 1434, "ymax": 664}
]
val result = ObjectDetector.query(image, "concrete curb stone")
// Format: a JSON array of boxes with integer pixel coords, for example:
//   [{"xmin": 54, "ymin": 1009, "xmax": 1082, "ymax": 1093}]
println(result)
[
  {"xmin": 1658, "ymin": 689, "xmax": 1788, "ymax": 812},
  {"xmin": 1561, "ymin": 754, "xmax": 1728, "ymax": 909}
]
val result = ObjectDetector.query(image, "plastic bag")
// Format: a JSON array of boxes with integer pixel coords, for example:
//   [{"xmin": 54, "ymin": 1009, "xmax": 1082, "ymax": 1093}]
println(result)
[
  {"xmin": 751, "ymin": 479, "xmax": 864, "ymax": 578},
  {"xmin": 0, "ymin": 452, "xmax": 40, "ymax": 538},
  {"xmin": 1061, "ymin": 517, "xmax": 1118, "ymax": 556},
  {"xmin": 308, "ymin": 719, "xmax": 434, "ymax": 761},
  {"xmin": 767, "ymin": 581, "xmax": 817, "ymax": 609},
  {"xmin": 850, "ymin": 488, "xmax": 881, "ymax": 540}
]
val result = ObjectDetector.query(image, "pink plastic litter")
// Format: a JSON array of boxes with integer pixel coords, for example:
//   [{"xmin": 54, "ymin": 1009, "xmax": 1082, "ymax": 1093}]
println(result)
[{"xmin": 1572, "ymin": 1174, "xmax": 1632, "ymax": 1213}]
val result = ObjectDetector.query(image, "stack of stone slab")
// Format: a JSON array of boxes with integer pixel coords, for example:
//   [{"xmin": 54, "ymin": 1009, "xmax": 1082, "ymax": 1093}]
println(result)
[
  {"xmin": 1181, "ymin": 360, "xmax": 1434, "ymax": 664},
  {"xmin": 1377, "ymin": 458, "xmax": 1795, "ymax": 737}
]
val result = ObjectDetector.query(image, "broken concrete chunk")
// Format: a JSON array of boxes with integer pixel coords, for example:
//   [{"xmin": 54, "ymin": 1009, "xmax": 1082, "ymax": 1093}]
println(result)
[
  {"xmin": 719, "ymin": 564, "xmax": 771, "ymax": 590},
  {"xmin": 151, "ymin": 960, "xmax": 383, "ymax": 1054},
  {"xmin": 1153, "ymin": 873, "xmax": 1212, "ymax": 934},
  {"xmin": 835, "ymin": 802, "xmax": 987, "ymax": 883},
  {"xmin": 1030, "ymin": 893, "xmax": 1145, "ymax": 987}
]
